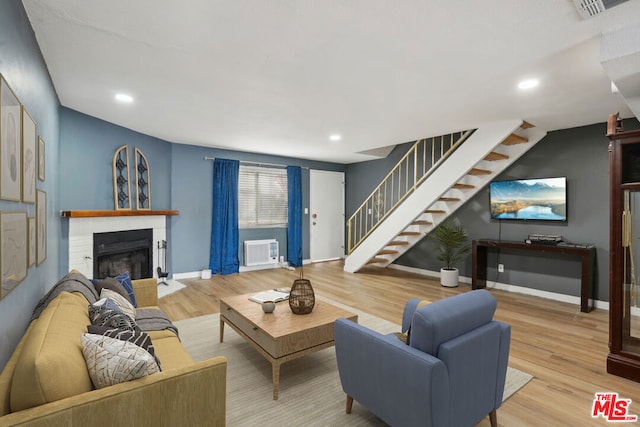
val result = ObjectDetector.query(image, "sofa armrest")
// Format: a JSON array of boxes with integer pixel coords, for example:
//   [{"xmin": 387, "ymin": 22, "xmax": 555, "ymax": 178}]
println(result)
[
  {"xmin": 335, "ymin": 319, "xmax": 449, "ymax": 427},
  {"xmin": 132, "ymin": 278, "xmax": 158, "ymax": 307},
  {"xmin": 0, "ymin": 356, "xmax": 227, "ymax": 427}
]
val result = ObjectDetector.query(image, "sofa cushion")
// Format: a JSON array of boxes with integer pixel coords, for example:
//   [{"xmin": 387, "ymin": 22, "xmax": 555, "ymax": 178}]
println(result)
[
  {"xmin": 81, "ymin": 334, "xmax": 160, "ymax": 389},
  {"xmin": 150, "ymin": 336, "xmax": 194, "ymax": 371},
  {"xmin": 10, "ymin": 292, "xmax": 94, "ymax": 412}
]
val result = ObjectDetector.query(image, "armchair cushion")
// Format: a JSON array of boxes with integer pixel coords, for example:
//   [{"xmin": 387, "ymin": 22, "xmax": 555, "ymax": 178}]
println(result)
[{"xmin": 410, "ymin": 289, "xmax": 496, "ymax": 356}]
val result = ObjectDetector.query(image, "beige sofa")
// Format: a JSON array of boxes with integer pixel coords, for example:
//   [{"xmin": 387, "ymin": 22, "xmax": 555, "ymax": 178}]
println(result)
[{"xmin": 0, "ymin": 277, "xmax": 227, "ymax": 427}]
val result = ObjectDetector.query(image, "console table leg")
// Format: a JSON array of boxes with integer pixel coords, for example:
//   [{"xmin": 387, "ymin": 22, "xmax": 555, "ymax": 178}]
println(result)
[
  {"xmin": 473, "ymin": 243, "xmax": 488, "ymax": 289},
  {"xmin": 219, "ymin": 318, "xmax": 225, "ymax": 343}
]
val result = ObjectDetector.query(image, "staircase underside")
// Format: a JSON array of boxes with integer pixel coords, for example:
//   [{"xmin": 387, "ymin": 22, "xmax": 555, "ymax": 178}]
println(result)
[{"xmin": 344, "ymin": 119, "xmax": 547, "ymax": 273}]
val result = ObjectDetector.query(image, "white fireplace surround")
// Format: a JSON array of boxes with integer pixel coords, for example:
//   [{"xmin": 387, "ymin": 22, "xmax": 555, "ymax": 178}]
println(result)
[{"xmin": 68, "ymin": 216, "xmax": 166, "ymax": 280}]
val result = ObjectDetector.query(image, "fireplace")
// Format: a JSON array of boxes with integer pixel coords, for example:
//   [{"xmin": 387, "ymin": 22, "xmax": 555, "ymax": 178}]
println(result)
[
  {"xmin": 93, "ymin": 228, "xmax": 153, "ymax": 280},
  {"xmin": 65, "ymin": 213, "xmax": 170, "ymax": 280}
]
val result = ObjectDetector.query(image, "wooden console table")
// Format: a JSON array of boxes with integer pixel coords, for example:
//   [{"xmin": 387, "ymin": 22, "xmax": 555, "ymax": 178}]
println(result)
[{"xmin": 472, "ymin": 239, "xmax": 596, "ymax": 313}]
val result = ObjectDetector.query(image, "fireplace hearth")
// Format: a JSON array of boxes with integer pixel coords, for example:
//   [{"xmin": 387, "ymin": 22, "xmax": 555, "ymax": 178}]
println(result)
[{"xmin": 93, "ymin": 228, "xmax": 153, "ymax": 280}]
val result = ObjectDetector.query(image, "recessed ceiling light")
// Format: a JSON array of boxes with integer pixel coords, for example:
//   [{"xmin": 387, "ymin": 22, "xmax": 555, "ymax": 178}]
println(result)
[
  {"xmin": 115, "ymin": 93, "xmax": 134, "ymax": 103},
  {"xmin": 517, "ymin": 79, "xmax": 539, "ymax": 90},
  {"xmin": 329, "ymin": 134, "xmax": 341, "ymax": 142}
]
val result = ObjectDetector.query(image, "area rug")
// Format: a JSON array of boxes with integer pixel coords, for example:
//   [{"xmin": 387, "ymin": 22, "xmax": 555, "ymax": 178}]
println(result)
[
  {"xmin": 175, "ymin": 298, "xmax": 532, "ymax": 426},
  {"xmin": 157, "ymin": 279, "xmax": 186, "ymax": 299}
]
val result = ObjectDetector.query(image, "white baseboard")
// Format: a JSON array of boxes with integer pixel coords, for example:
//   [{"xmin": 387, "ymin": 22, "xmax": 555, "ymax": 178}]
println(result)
[
  {"xmin": 387, "ymin": 264, "xmax": 610, "ymax": 311},
  {"xmin": 175, "ymin": 259, "xmax": 312, "ymax": 278},
  {"xmin": 172, "ymin": 271, "xmax": 201, "ymax": 280}
]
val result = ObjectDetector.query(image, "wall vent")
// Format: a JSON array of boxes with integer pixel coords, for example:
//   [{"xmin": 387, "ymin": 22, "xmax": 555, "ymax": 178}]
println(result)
[
  {"xmin": 244, "ymin": 239, "xmax": 279, "ymax": 266},
  {"xmin": 572, "ymin": 0, "xmax": 629, "ymax": 19}
]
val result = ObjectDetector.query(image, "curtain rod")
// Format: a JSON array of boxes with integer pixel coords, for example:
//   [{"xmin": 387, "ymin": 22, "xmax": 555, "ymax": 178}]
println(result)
[{"xmin": 203, "ymin": 156, "xmax": 309, "ymax": 170}]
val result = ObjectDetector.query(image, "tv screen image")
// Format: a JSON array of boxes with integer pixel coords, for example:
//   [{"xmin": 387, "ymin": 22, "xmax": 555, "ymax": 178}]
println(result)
[{"xmin": 489, "ymin": 177, "xmax": 567, "ymax": 221}]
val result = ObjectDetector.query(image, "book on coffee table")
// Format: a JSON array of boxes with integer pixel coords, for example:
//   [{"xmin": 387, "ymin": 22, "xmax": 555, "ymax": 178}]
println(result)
[{"xmin": 249, "ymin": 289, "xmax": 290, "ymax": 304}]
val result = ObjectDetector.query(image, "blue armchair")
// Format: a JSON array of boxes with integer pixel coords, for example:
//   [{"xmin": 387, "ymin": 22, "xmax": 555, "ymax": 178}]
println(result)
[{"xmin": 334, "ymin": 289, "xmax": 510, "ymax": 427}]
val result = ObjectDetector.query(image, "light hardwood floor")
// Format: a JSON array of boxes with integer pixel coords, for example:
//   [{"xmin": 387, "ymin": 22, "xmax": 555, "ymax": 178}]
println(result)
[{"xmin": 158, "ymin": 261, "xmax": 640, "ymax": 426}]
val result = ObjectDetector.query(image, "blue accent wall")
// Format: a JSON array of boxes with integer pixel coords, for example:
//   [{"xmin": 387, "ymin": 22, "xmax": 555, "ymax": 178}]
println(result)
[
  {"xmin": 0, "ymin": 0, "xmax": 60, "ymax": 370},
  {"xmin": 59, "ymin": 108, "xmax": 172, "ymax": 211},
  {"xmin": 170, "ymin": 143, "xmax": 343, "ymax": 273}
]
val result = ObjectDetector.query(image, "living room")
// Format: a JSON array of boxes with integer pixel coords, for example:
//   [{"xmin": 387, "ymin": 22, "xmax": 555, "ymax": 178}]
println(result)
[{"xmin": 2, "ymin": 1, "xmax": 640, "ymax": 425}]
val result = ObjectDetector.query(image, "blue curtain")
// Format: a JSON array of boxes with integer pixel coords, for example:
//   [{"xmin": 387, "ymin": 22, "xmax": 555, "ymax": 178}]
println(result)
[
  {"xmin": 287, "ymin": 166, "xmax": 303, "ymax": 267},
  {"xmin": 210, "ymin": 159, "xmax": 240, "ymax": 275}
]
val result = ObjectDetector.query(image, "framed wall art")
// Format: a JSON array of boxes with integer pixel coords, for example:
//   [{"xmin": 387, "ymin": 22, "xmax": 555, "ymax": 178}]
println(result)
[
  {"xmin": 112, "ymin": 145, "xmax": 131, "ymax": 210},
  {"xmin": 134, "ymin": 147, "xmax": 151, "ymax": 210},
  {"xmin": 38, "ymin": 136, "xmax": 45, "ymax": 182},
  {"xmin": 0, "ymin": 211, "xmax": 27, "ymax": 300},
  {"xmin": 36, "ymin": 189, "xmax": 46, "ymax": 266},
  {"xmin": 22, "ymin": 107, "xmax": 36, "ymax": 203},
  {"xmin": 28, "ymin": 216, "xmax": 35, "ymax": 267},
  {"xmin": 1, "ymin": 74, "xmax": 22, "ymax": 201}
]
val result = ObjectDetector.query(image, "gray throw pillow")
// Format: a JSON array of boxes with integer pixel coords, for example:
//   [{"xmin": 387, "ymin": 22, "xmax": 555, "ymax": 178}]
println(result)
[{"xmin": 93, "ymin": 277, "xmax": 132, "ymax": 304}]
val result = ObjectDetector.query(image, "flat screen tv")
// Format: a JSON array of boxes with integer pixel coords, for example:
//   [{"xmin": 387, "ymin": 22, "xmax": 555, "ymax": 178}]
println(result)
[{"xmin": 489, "ymin": 177, "xmax": 567, "ymax": 221}]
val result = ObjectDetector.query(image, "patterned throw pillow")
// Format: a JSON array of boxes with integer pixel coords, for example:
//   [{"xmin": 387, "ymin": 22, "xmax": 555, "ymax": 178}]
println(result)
[
  {"xmin": 81, "ymin": 333, "xmax": 160, "ymax": 389},
  {"xmin": 90, "ymin": 305, "xmax": 140, "ymax": 332},
  {"xmin": 100, "ymin": 288, "xmax": 136, "ymax": 320},
  {"xmin": 87, "ymin": 325, "xmax": 161, "ymax": 370},
  {"xmin": 115, "ymin": 272, "xmax": 137, "ymax": 307},
  {"xmin": 88, "ymin": 298, "xmax": 122, "ymax": 323}
]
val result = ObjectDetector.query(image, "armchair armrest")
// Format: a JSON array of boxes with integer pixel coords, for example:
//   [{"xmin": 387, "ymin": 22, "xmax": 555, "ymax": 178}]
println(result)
[
  {"xmin": 334, "ymin": 319, "xmax": 449, "ymax": 427},
  {"xmin": 132, "ymin": 278, "xmax": 158, "ymax": 307}
]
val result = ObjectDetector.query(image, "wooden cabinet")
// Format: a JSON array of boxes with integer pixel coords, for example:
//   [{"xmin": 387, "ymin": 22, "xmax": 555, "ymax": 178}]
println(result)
[{"xmin": 606, "ymin": 113, "xmax": 640, "ymax": 382}]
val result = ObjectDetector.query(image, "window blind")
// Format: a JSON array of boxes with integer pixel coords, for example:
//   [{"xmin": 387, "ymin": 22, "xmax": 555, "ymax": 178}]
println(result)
[{"xmin": 238, "ymin": 165, "xmax": 288, "ymax": 228}]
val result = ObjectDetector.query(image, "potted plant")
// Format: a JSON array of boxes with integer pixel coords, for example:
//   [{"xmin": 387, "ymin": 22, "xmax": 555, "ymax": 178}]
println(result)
[{"xmin": 431, "ymin": 218, "xmax": 471, "ymax": 287}]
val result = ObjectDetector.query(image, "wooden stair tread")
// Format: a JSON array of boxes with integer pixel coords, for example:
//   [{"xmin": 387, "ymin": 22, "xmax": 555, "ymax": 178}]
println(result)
[
  {"xmin": 502, "ymin": 133, "xmax": 528, "ymax": 145},
  {"xmin": 412, "ymin": 220, "xmax": 433, "ymax": 225},
  {"xmin": 484, "ymin": 151, "xmax": 509, "ymax": 161},
  {"xmin": 521, "ymin": 120, "xmax": 534, "ymax": 129},
  {"xmin": 366, "ymin": 258, "xmax": 387, "ymax": 265},
  {"xmin": 377, "ymin": 249, "xmax": 399, "ymax": 255},
  {"xmin": 467, "ymin": 168, "xmax": 492, "ymax": 175},
  {"xmin": 424, "ymin": 209, "xmax": 445, "ymax": 214},
  {"xmin": 438, "ymin": 197, "xmax": 460, "ymax": 202},
  {"xmin": 452, "ymin": 183, "xmax": 475, "ymax": 189},
  {"xmin": 398, "ymin": 231, "xmax": 421, "ymax": 236},
  {"xmin": 387, "ymin": 240, "xmax": 410, "ymax": 246}
]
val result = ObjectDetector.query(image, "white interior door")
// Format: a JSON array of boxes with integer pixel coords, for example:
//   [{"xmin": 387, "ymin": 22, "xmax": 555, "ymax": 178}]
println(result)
[{"xmin": 310, "ymin": 170, "xmax": 344, "ymax": 262}]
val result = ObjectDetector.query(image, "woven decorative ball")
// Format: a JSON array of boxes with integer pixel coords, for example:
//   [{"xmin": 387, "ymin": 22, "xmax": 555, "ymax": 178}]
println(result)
[{"xmin": 289, "ymin": 272, "xmax": 315, "ymax": 315}]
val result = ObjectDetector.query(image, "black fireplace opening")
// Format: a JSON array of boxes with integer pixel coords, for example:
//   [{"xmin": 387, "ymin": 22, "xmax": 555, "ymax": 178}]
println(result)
[{"xmin": 93, "ymin": 228, "xmax": 153, "ymax": 280}]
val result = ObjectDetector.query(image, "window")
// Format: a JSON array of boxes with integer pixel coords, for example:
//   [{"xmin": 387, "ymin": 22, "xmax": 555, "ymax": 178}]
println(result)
[{"xmin": 238, "ymin": 165, "xmax": 288, "ymax": 228}]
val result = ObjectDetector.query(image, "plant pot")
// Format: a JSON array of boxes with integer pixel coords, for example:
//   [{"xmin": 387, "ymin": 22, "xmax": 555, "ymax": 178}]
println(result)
[{"xmin": 440, "ymin": 268, "xmax": 459, "ymax": 287}]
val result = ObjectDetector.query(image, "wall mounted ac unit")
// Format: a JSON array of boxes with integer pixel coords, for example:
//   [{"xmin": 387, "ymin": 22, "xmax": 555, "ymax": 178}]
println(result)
[
  {"xmin": 572, "ymin": 0, "xmax": 629, "ymax": 19},
  {"xmin": 244, "ymin": 239, "xmax": 279, "ymax": 266}
]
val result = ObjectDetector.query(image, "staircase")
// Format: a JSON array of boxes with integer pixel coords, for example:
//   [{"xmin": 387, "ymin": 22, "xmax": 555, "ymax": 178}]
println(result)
[{"xmin": 344, "ymin": 119, "xmax": 546, "ymax": 273}]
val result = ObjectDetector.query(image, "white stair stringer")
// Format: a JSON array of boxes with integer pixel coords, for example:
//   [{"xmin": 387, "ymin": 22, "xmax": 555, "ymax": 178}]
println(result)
[{"xmin": 344, "ymin": 120, "xmax": 547, "ymax": 273}]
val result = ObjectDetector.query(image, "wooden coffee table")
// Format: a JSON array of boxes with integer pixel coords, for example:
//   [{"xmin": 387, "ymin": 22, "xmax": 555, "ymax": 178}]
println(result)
[{"xmin": 220, "ymin": 294, "xmax": 358, "ymax": 400}]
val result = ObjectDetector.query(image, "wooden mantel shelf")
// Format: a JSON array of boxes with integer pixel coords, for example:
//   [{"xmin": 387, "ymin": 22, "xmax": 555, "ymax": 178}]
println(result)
[{"xmin": 60, "ymin": 210, "xmax": 179, "ymax": 218}]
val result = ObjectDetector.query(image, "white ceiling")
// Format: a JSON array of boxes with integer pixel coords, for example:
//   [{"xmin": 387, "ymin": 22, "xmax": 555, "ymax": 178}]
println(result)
[{"xmin": 22, "ymin": 0, "xmax": 640, "ymax": 164}]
